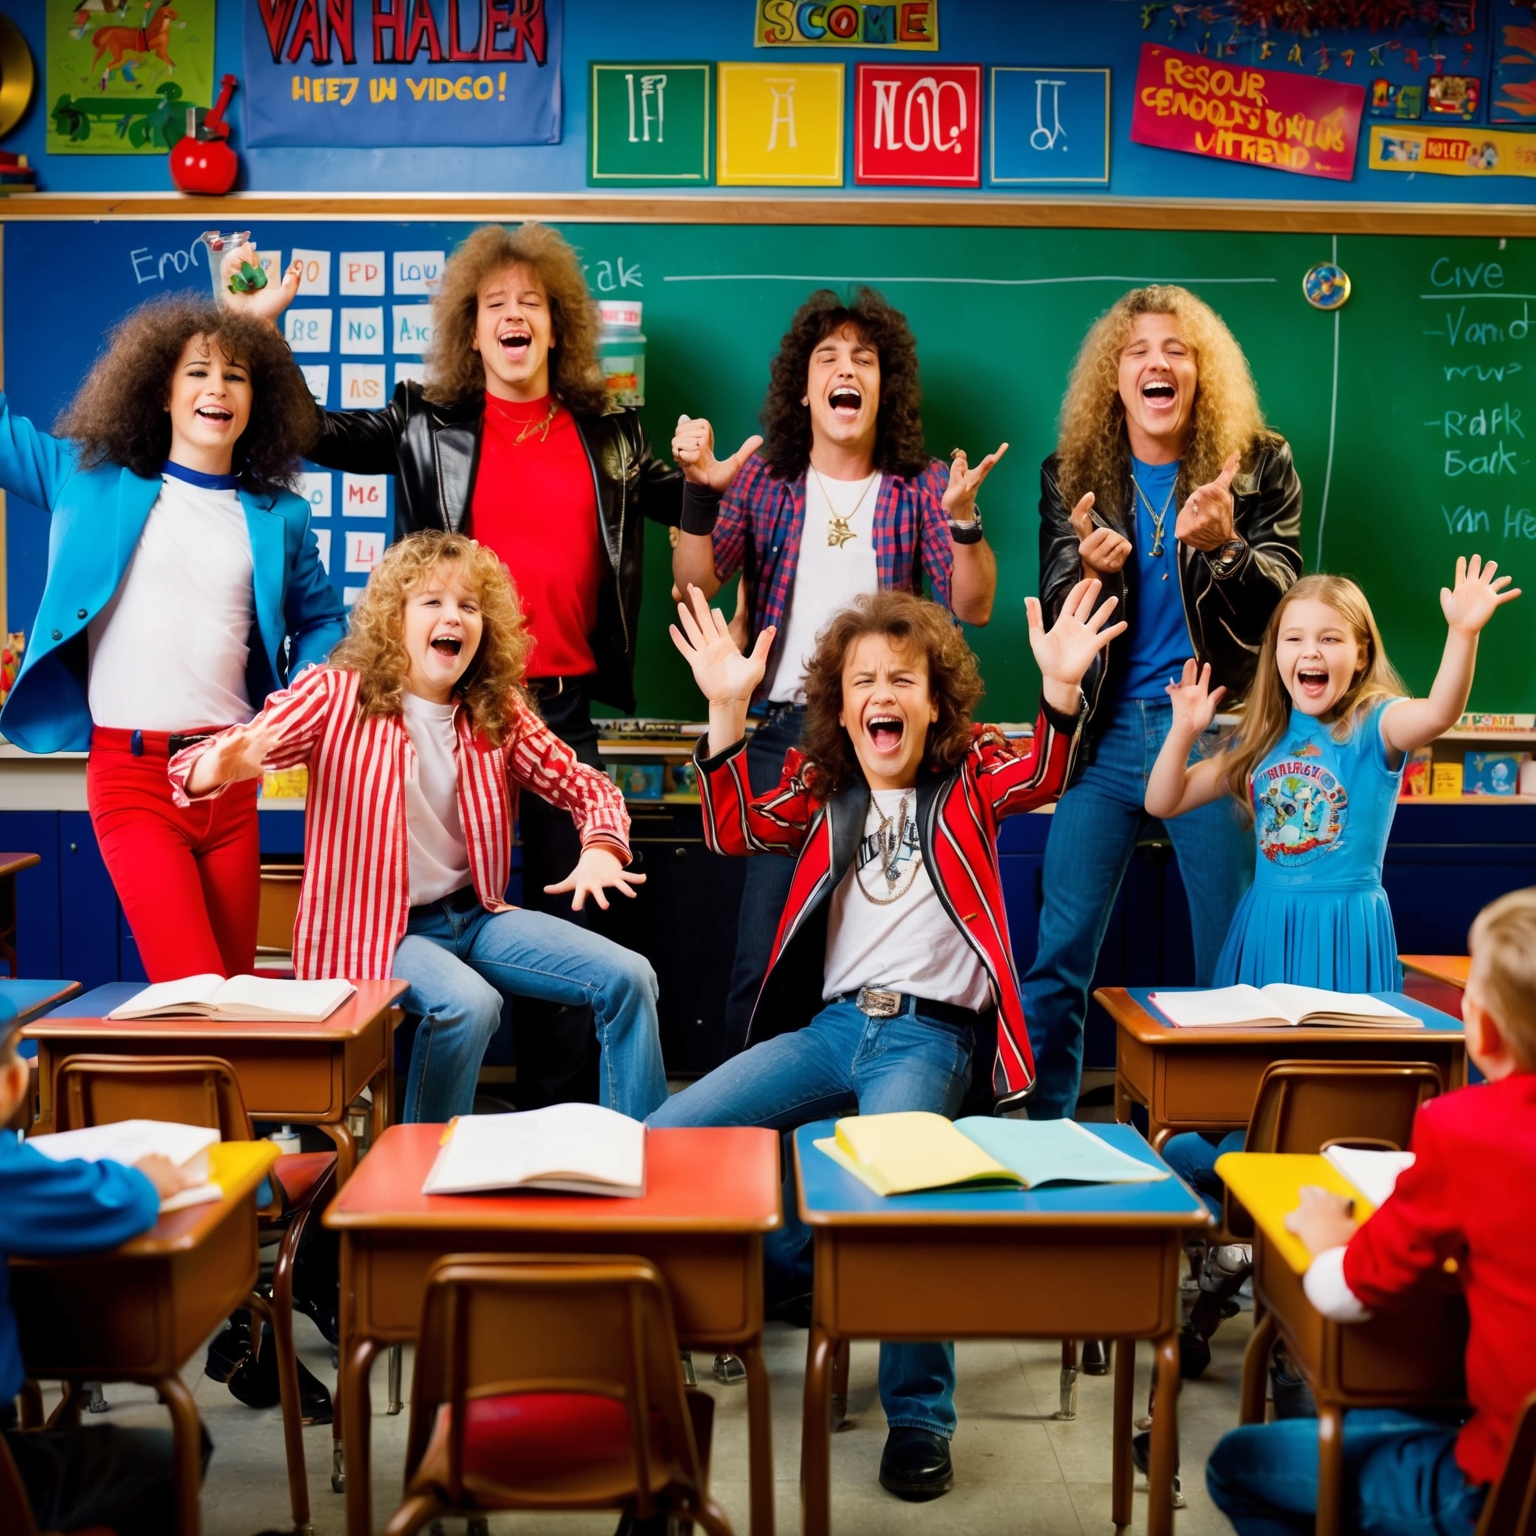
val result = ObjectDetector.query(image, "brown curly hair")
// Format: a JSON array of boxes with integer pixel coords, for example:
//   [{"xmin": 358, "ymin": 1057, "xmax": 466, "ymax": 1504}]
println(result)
[
  {"xmin": 1054, "ymin": 285, "xmax": 1274, "ymax": 519},
  {"xmin": 761, "ymin": 289, "xmax": 930, "ymax": 483},
  {"xmin": 799, "ymin": 591, "xmax": 982, "ymax": 797},
  {"xmin": 54, "ymin": 294, "xmax": 317, "ymax": 497},
  {"xmin": 422, "ymin": 223, "xmax": 607, "ymax": 415},
  {"xmin": 331, "ymin": 531, "xmax": 533, "ymax": 749}
]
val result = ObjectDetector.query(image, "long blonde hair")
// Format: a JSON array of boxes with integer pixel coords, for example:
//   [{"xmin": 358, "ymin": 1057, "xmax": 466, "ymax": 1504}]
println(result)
[
  {"xmin": 423, "ymin": 223, "xmax": 607, "ymax": 415},
  {"xmin": 1220, "ymin": 574, "xmax": 1406, "ymax": 823},
  {"xmin": 331, "ymin": 532, "xmax": 532, "ymax": 749},
  {"xmin": 1056, "ymin": 285, "xmax": 1272, "ymax": 517}
]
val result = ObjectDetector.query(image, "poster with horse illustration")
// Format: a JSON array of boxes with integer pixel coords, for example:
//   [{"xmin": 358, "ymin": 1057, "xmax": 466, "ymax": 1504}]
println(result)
[{"xmin": 47, "ymin": 0, "xmax": 216, "ymax": 155}]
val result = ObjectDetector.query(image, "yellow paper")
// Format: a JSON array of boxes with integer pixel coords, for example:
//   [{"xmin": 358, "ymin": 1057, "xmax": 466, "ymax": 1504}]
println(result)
[
  {"xmin": 821, "ymin": 1111, "xmax": 1018, "ymax": 1196},
  {"xmin": 208, "ymin": 1139, "xmax": 280, "ymax": 1191},
  {"xmin": 1215, "ymin": 1152, "xmax": 1378, "ymax": 1274},
  {"xmin": 718, "ymin": 63, "xmax": 845, "ymax": 186}
]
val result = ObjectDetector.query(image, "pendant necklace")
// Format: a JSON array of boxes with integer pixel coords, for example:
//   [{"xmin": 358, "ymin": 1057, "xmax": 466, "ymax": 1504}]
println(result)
[
  {"xmin": 510, "ymin": 397, "xmax": 558, "ymax": 446},
  {"xmin": 857, "ymin": 792, "xmax": 921, "ymax": 905},
  {"xmin": 1131, "ymin": 472, "xmax": 1178, "ymax": 580},
  {"xmin": 812, "ymin": 465, "xmax": 878, "ymax": 550}
]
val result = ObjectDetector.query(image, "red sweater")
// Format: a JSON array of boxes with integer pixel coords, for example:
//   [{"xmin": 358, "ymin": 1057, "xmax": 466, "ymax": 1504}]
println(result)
[
  {"xmin": 472, "ymin": 393, "xmax": 602, "ymax": 680},
  {"xmin": 1342, "ymin": 1071, "xmax": 1536, "ymax": 1486}
]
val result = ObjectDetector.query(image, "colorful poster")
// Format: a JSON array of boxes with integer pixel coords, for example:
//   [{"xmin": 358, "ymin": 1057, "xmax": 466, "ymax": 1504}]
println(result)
[
  {"xmin": 1369, "ymin": 123, "xmax": 1536, "ymax": 177},
  {"xmin": 1130, "ymin": 44, "xmax": 1363, "ymax": 182},
  {"xmin": 989, "ymin": 67, "xmax": 1110, "ymax": 184},
  {"xmin": 854, "ymin": 64, "xmax": 979, "ymax": 186},
  {"xmin": 589, "ymin": 63, "xmax": 712, "ymax": 184},
  {"xmin": 48, "ymin": 0, "xmax": 217, "ymax": 156},
  {"xmin": 755, "ymin": 1, "xmax": 937, "ymax": 50},
  {"xmin": 1491, "ymin": 0, "xmax": 1536, "ymax": 123},
  {"xmin": 242, "ymin": 0, "xmax": 562, "ymax": 148},
  {"xmin": 717, "ymin": 62, "xmax": 843, "ymax": 186}
]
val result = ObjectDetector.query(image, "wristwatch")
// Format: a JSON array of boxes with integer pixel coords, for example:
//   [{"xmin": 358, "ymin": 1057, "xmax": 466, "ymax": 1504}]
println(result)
[
  {"xmin": 1210, "ymin": 536, "xmax": 1246, "ymax": 574},
  {"xmin": 949, "ymin": 510, "xmax": 984, "ymax": 545}
]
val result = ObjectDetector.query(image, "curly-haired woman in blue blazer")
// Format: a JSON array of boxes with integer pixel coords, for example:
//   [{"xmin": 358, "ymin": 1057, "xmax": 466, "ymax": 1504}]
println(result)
[{"xmin": 0, "ymin": 293, "xmax": 345, "ymax": 980}]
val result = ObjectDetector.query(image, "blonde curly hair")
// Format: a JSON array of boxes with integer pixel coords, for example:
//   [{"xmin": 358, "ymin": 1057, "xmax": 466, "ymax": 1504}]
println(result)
[
  {"xmin": 1055, "ymin": 285, "xmax": 1274, "ymax": 518},
  {"xmin": 331, "ymin": 532, "xmax": 532, "ymax": 749},
  {"xmin": 422, "ymin": 223, "xmax": 607, "ymax": 415}
]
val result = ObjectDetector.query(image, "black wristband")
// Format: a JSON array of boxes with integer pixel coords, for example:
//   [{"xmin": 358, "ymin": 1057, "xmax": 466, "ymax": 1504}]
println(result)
[{"xmin": 680, "ymin": 482, "xmax": 723, "ymax": 537}]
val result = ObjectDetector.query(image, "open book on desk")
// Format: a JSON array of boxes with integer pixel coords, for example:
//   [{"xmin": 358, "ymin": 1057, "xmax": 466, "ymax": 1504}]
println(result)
[
  {"xmin": 1149, "ymin": 984, "xmax": 1418, "ymax": 1030},
  {"xmin": 25, "ymin": 1119, "xmax": 224, "ymax": 1213},
  {"xmin": 107, "ymin": 974, "xmax": 356, "ymax": 1023},
  {"xmin": 1323, "ymin": 1144, "xmax": 1416, "ymax": 1208},
  {"xmin": 422, "ymin": 1103, "xmax": 646, "ymax": 1198}
]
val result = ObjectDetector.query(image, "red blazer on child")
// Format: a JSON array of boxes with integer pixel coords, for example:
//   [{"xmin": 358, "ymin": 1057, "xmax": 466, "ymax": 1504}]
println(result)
[
  {"xmin": 696, "ymin": 698, "xmax": 1082, "ymax": 1109},
  {"xmin": 1342, "ymin": 1071, "xmax": 1536, "ymax": 1486}
]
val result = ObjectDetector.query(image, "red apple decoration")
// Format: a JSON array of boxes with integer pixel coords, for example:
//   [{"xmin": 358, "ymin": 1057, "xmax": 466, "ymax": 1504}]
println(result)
[{"xmin": 171, "ymin": 74, "xmax": 239, "ymax": 196}]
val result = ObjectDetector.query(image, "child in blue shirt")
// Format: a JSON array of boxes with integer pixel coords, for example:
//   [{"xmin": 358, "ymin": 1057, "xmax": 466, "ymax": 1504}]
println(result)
[{"xmin": 0, "ymin": 1005, "xmax": 199, "ymax": 1535}]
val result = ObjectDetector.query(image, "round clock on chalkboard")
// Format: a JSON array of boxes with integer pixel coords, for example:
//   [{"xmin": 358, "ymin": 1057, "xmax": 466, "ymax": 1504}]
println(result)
[
  {"xmin": 1303, "ymin": 262, "xmax": 1352, "ymax": 311},
  {"xmin": 0, "ymin": 15, "xmax": 36, "ymax": 140}
]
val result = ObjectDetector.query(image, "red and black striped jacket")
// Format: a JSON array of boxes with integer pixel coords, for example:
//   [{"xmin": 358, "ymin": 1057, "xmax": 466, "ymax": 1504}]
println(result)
[{"xmin": 696, "ymin": 699, "xmax": 1082, "ymax": 1110}]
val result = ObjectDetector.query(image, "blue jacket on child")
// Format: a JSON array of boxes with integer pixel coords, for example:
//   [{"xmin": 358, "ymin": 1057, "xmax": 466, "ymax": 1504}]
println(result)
[{"xmin": 0, "ymin": 392, "xmax": 346, "ymax": 754}]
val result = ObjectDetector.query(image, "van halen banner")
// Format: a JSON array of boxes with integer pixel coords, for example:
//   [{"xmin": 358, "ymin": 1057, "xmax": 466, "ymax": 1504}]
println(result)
[{"xmin": 243, "ymin": 0, "xmax": 562, "ymax": 147}]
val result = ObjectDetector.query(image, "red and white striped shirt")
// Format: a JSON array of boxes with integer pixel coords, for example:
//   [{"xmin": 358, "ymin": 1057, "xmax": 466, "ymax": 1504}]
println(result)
[{"xmin": 169, "ymin": 667, "xmax": 630, "ymax": 981}]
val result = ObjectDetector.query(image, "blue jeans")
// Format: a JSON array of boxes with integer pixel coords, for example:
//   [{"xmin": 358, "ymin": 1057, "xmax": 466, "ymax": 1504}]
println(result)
[
  {"xmin": 1207, "ymin": 1411, "xmax": 1486, "ymax": 1535},
  {"xmin": 1163, "ymin": 1128, "xmax": 1247, "ymax": 1221},
  {"xmin": 649, "ymin": 997, "xmax": 973, "ymax": 1437},
  {"xmin": 1022, "ymin": 694, "xmax": 1252, "ymax": 1120},
  {"xmin": 720, "ymin": 705, "xmax": 805, "ymax": 1056},
  {"xmin": 393, "ymin": 891, "xmax": 667, "ymax": 1124}
]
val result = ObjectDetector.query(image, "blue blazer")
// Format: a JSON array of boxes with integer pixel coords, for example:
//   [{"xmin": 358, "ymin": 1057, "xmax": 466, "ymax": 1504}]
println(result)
[{"xmin": 0, "ymin": 393, "xmax": 347, "ymax": 754}]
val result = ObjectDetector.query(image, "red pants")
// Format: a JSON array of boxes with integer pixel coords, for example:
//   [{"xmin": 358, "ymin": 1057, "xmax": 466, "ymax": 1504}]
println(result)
[{"xmin": 87, "ymin": 729, "xmax": 260, "ymax": 981}]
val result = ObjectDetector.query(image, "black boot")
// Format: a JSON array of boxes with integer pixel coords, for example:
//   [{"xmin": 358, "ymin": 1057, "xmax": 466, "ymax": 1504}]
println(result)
[
  {"xmin": 879, "ymin": 1428, "xmax": 954, "ymax": 1500},
  {"xmin": 220, "ymin": 1319, "xmax": 334, "ymax": 1424}
]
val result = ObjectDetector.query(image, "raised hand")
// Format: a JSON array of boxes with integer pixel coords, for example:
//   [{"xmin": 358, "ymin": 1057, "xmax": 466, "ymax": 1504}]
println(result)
[
  {"xmin": 1067, "ymin": 491, "xmax": 1132, "ymax": 578},
  {"xmin": 185, "ymin": 716, "xmax": 285, "ymax": 796},
  {"xmin": 669, "ymin": 584, "xmax": 773, "ymax": 706},
  {"xmin": 942, "ymin": 441, "xmax": 1008, "ymax": 523},
  {"xmin": 544, "ymin": 845, "xmax": 646, "ymax": 913},
  {"xmin": 1440, "ymin": 553, "xmax": 1521, "ymax": 636},
  {"xmin": 218, "ymin": 241, "xmax": 303, "ymax": 326},
  {"xmin": 672, "ymin": 415, "xmax": 763, "ymax": 493},
  {"xmin": 1026, "ymin": 577, "xmax": 1127, "ymax": 704},
  {"xmin": 1165, "ymin": 658, "xmax": 1226, "ymax": 736},
  {"xmin": 1175, "ymin": 451, "xmax": 1240, "ymax": 551}
]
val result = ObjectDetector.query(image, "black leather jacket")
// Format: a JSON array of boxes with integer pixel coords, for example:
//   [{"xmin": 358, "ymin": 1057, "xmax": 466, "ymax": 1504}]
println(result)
[
  {"xmin": 307, "ymin": 384, "xmax": 682, "ymax": 712},
  {"xmin": 1039, "ymin": 436, "xmax": 1303, "ymax": 759}
]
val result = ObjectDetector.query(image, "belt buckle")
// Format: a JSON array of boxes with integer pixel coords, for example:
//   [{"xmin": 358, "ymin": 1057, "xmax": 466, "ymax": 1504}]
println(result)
[
  {"xmin": 167, "ymin": 732, "xmax": 211, "ymax": 756},
  {"xmin": 856, "ymin": 987, "xmax": 901, "ymax": 1019}
]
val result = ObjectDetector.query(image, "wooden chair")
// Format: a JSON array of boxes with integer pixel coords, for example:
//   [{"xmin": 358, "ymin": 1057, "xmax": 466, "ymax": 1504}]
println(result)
[
  {"xmin": 1477, "ymin": 1390, "xmax": 1536, "ymax": 1536},
  {"xmin": 384, "ymin": 1254, "xmax": 733, "ymax": 1536},
  {"xmin": 53, "ymin": 1053, "xmax": 336, "ymax": 1536},
  {"xmin": 0, "ymin": 1431, "xmax": 113, "ymax": 1536}
]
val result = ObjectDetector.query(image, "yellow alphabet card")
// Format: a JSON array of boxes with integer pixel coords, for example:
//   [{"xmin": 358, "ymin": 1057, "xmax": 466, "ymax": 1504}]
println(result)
[{"xmin": 717, "ymin": 62, "xmax": 845, "ymax": 186}]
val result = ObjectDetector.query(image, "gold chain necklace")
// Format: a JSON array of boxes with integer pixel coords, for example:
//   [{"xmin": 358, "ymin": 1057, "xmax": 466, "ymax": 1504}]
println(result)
[
  {"xmin": 856, "ymin": 792, "xmax": 921, "ymax": 905},
  {"xmin": 811, "ymin": 465, "xmax": 878, "ymax": 550},
  {"xmin": 1130, "ymin": 471, "xmax": 1178, "ymax": 575},
  {"xmin": 509, "ymin": 397, "xmax": 558, "ymax": 446}
]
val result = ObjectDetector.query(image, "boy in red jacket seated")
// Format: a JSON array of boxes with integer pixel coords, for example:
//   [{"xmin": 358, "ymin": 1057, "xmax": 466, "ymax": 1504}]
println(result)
[{"xmin": 1207, "ymin": 885, "xmax": 1536, "ymax": 1535}]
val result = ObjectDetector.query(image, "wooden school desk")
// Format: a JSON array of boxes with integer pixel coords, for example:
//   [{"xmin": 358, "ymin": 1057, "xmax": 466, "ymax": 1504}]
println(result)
[
  {"xmin": 1102, "ymin": 987, "xmax": 1467, "ymax": 1150},
  {"xmin": 9, "ymin": 1141, "xmax": 280, "ymax": 1536},
  {"xmin": 0, "ymin": 851, "xmax": 41, "ymax": 976},
  {"xmin": 324, "ymin": 1123, "xmax": 781, "ymax": 1536},
  {"xmin": 1400, "ymin": 955, "xmax": 1471, "ymax": 990},
  {"xmin": 793, "ymin": 1121, "xmax": 1209, "ymax": 1536},
  {"xmin": 1217, "ymin": 1151, "xmax": 1468, "ymax": 1536},
  {"xmin": 22, "ymin": 979, "xmax": 409, "ymax": 1181}
]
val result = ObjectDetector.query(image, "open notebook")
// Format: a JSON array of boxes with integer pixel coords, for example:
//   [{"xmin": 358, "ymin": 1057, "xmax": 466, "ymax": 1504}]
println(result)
[
  {"xmin": 422, "ymin": 1103, "xmax": 646, "ymax": 1198},
  {"xmin": 107, "ymin": 975, "xmax": 356, "ymax": 1023},
  {"xmin": 814, "ymin": 1111, "xmax": 1168, "ymax": 1198},
  {"xmin": 25, "ymin": 1120, "xmax": 223, "ymax": 1213},
  {"xmin": 1323, "ymin": 1144, "xmax": 1416, "ymax": 1208},
  {"xmin": 1149, "ymin": 984, "xmax": 1418, "ymax": 1030}
]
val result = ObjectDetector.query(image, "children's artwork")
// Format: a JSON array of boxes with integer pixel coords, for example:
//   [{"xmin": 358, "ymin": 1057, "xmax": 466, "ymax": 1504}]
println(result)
[
  {"xmin": 1368, "ymin": 79, "xmax": 1423, "ymax": 120},
  {"xmin": 717, "ymin": 62, "xmax": 844, "ymax": 186},
  {"xmin": 1491, "ymin": 0, "xmax": 1536, "ymax": 123},
  {"xmin": 854, "ymin": 64, "xmax": 980, "ymax": 186},
  {"xmin": 755, "ymin": 0, "xmax": 938, "ymax": 49},
  {"xmin": 589, "ymin": 63, "xmax": 712, "ymax": 185},
  {"xmin": 1426, "ymin": 73, "xmax": 1481, "ymax": 119},
  {"xmin": 241, "ymin": 0, "xmax": 562, "ymax": 147},
  {"xmin": 1464, "ymin": 752, "xmax": 1523, "ymax": 795},
  {"xmin": 1130, "ymin": 45, "xmax": 1364, "ymax": 181},
  {"xmin": 48, "ymin": 0, "xmax": 216, "ymax": 156},
  {"xmin": 1369, "ymin": 122, "xmax": 1536, "ymax": 175},
  {"xmin": 989, "ymin": 67, "xmax": 1110, "ymax": 184}
]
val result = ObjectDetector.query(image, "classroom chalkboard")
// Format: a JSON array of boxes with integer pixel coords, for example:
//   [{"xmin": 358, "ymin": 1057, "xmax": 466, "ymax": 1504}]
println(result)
[{"xmin": 4, "ymin": 220, "xmax": 1533, "ymax": 717}]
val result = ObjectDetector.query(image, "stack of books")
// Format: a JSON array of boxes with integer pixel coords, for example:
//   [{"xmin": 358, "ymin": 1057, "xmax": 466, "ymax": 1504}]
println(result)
[{"xmin": 0, "ymin": 151, "xmax": 36, "ymax": 195}]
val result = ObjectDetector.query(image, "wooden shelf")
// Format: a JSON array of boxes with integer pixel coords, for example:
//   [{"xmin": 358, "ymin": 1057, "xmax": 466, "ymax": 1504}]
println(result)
[
  {"xmin": 1398, "ymin": 795, "xmax": 1536, "ymax": 806},
  {"xmin": 1439, "ymin": 730, "xmax": 1536, "ymax": 744}
]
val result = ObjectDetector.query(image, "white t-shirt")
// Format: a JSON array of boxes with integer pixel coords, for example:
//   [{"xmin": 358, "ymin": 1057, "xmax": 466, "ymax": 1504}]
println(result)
[
  {"xmin": 88, "ymin": 470, "xmax": 257, "ymax": 730},
  {"xmin": 765, "ymin": 470, "xmax": 881, "ymax": 704},
  {"xmin": 822, "ymin": 787, "xmax": 993, "ymax": 1012},
  {"xmin": 400, "ymin": 691, "xmax": 472, "ymax": 906}
]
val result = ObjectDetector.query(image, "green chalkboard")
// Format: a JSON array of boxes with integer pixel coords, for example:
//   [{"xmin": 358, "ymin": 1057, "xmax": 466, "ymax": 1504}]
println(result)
[{"xmin": 611, "ymin": 224, "xmax": 1536, "ymax": 720}]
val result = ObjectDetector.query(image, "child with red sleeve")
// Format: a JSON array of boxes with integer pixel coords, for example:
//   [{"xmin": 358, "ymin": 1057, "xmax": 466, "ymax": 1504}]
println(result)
[{"xmin": 1206, "ymin": 885, "xmax": 1536, "ymax": 1535}]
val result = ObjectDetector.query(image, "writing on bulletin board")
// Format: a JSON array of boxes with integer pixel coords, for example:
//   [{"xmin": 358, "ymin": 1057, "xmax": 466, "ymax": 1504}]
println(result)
[
  {"xmin": 241, "ymin": 0, "xmax": 563, "ymax": 147},
  {"xmin": 755, "ymin": 1, "xmax": 938, "ymax": 49},
  {"xmin": 1370, "ymin": 123, "xmax": 1536, "ymax": 178},
  {"xmin": 989, "ymin": 67, "xmax": 1110, "ymax": 185},
  {"xmin": 1131, "ymin": 45, "xmax": 1363, "ymax": 182}
]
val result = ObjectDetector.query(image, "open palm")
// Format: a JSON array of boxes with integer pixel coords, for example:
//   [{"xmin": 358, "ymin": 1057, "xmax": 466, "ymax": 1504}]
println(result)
[
  {"xmin": 1440, "ymin": 553, "xmax": 1521, "ymax": 636},
  {"xmin": 1026, "ymin": 578, "xmax": 1126, "ymax": 690},
  {"xmin": 1165, "ymin": 658, "xmax": 1225, "ymax": 735},
  {"xmin": 669, "ymin": 585, "xmax": 773, "ymax": 705}
]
